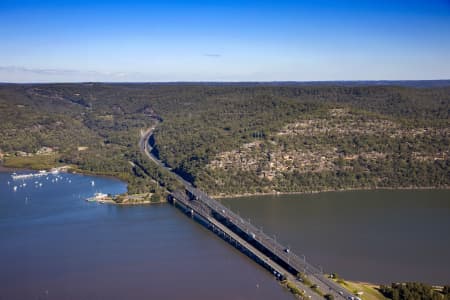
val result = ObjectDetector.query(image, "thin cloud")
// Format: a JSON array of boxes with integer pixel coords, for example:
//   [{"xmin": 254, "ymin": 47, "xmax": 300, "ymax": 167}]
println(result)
[
  {"xmin": 203, "ymin": 53, "xmax": 222, "ymax": 58},
  {"xmin": 0, "ymin": 66, "xmax": 135, "ymax": 77},
  {"xmin": 0, "ymin": 65, "xmax": 202, "ymax": 82},
  {"xmin": 0, "ymin": 66, "xmax": 102, "ymax": 76}
]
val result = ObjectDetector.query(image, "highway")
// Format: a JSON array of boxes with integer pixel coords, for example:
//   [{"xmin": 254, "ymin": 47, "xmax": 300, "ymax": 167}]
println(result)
[
  {"xmin": 139, "ymin": 122, "xmax": 353, "ymax": 300},
  {"xmin": 170, "ymin": 189, "xmax": 322, "ymax": 300}
]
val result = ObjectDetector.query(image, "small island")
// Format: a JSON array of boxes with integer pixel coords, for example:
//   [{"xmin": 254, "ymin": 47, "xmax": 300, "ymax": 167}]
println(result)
[{"xmin": 86, "ymin": 192, "xmax": 166, "ymax": 205}]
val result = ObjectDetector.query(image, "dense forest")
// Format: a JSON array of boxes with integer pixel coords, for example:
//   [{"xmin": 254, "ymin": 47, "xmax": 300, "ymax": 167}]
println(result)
[
  {"xmin": 380, "ymin": 283, "xmax": 450, "ymax": 300},
  {"xmin": 0, "ymin": 83, "xmax": 448, "ymax": 197}
]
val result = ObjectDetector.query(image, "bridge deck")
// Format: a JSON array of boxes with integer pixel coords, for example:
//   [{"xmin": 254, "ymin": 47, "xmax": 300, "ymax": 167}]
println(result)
[
  {"xmin": 141, "ymin": 125, "xmax": 352, "ymax": 300},
  {"xmin": 170, "ymin": 191, "xmax": 321, "ymax": 300},
  {"xmin": 184, "ymin": 186, "xmax": 351, "ymax": 299}
]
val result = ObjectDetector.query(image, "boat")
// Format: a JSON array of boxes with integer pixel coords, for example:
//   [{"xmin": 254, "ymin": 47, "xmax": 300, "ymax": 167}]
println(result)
[
  {"xmin": 86, "ymin": 192, "xmax": 109, "ymax": 202},
  {"xmin": 11, "ymin": 171, "xmax": 48, "ymax": 180},
  {"xmin": 11, "ymin": 168, "xmax": 65, "ymax": 181}
]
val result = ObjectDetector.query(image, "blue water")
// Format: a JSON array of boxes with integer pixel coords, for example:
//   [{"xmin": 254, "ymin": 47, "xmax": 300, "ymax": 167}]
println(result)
[{"xmin": 0, "ymin": 171, "xmax": 291, "ymax": 300}]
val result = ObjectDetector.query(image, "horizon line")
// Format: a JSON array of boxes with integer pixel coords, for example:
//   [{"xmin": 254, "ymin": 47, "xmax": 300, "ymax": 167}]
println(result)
[{"xmin": 1, "ymin": 79, "xmax": 450, "ymax": 85}]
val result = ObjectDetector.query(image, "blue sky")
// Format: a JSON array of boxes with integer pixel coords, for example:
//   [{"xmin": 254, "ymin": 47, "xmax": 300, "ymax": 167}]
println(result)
[{"xmin": 1, "ymin": 0, "xmax": 449, "ymax": 82}]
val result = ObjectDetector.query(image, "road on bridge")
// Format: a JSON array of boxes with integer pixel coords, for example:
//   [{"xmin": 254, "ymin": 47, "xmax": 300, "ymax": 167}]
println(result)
[{"xmin": 139, "ymin": 121, "xmax": 353, "ymax": 300}]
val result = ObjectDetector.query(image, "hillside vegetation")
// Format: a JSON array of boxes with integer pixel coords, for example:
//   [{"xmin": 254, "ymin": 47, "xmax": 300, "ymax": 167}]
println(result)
[
  {"xmin": 0, "ymin": 83, "xmax": 448, "ymax": 196},
  {"xmin": 380, "ymin": 283, "xmax": 450, "ymax": 300}
]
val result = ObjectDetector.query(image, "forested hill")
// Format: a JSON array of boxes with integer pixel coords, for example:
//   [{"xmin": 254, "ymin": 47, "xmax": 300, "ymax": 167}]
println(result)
[{"xmin": 0, "ymin": 83, "xmax": 448, "ymax": 196}]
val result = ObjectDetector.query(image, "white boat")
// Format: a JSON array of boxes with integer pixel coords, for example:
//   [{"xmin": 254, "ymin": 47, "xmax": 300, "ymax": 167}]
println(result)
[
  {"xmin": 11, "ymin": 172, "xmax": 47, "ymax": 180},
  {"xmin": 86, "ymin": 192, "xmax": 108, "ymax": 202}
]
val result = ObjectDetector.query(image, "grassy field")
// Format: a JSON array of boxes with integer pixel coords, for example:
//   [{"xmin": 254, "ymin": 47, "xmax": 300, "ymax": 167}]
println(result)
[
  {"xmin": 337, "ymin": 279, "xmax": 387, "ymax": 300},
  {"xmin": 3, "ymin": 154, "xmax": 61, "ymax": 170}
]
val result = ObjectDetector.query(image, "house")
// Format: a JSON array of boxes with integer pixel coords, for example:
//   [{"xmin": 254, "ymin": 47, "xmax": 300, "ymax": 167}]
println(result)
[{"xmin": 36, "ymin": 146, "xmax": 54, "ymax": 155}]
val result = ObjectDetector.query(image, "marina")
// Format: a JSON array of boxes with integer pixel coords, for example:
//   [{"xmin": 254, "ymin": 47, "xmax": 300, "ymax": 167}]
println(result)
[
  {"xmin": 11, "ymin": 167, "xmax": 68, "ymax": 180},
  {"xmin": 7, "ymin": 168, "xmax": 96, "ymax": 196}
]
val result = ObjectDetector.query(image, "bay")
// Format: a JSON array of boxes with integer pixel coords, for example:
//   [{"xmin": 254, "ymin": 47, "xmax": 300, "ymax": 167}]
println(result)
[{"xmin": 0, "ymin": 172, "xmax": 291, "ymax": 300}]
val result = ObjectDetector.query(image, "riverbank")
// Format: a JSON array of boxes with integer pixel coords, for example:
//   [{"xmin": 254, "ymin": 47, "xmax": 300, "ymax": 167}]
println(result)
[
  {"xmin": 0, "ymin": 164, "xmax": 72, "ymax": 175},
  {"xmin": 0, "ymin": 164, "xmax": 23, "ymax": 173},
  {"xmin": 112, "ymin": 193, "xmax": 167, "ymax": 205},
  {"xmin": 5, "ymin": 159, "xmax": 448, "ymax": 205},
  {"xmin": 336, "ymin": 278, "xmax": 448, "ymax": 300},
  {"xmin": 0, "ymin": 162, "xmax": 162, "ymax": 205},
  {"xmin": 212, "ymin": 185, "xmax": 450, "ymax": 200},
  {"xmin": 284, "ymin": 275, "xmax": 448, "ymax": 300},
  {"xmin": 86, "ymin": 198, "xmax": 165, "ymax": 206},
  {"xmin": 283, "ymin": 277, "xmax": 387, "ymax": 300},
  {"xmin": 4, "ymin": 152, "xmax": 449, "ymax": 203},
  {"xmin": 289, "ymin": 273, "xmax": 448, "ymax": 300},
  {"xmin": 337, "ymin": 279, "xmax": 387, "ymax": 300}
]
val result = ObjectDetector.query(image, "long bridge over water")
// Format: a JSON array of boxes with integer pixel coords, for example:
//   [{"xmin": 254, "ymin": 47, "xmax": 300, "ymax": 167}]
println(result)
[{"xmin": 140, "ymin": 126, "xmax": 354, "ymax": 300}]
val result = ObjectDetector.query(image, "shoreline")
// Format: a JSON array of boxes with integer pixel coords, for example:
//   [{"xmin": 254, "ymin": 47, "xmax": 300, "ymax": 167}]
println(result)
[
  {"xmin": 0, "ymin": 162, "xmax": 127, "ymax": 183},
  {"xmin": 0, "ymin": 164, "xmax": 25, "ymax": 173},
  {"xmin": 88, "ymin": 199, "xmax": 167, "ymax": 206},
  {"xmin": 2, "ymin": 162, "xmax": 449, "ymax": 287},
  {"xmin": 1, "ymin": 163, "xmax": 167, "ymax": 206},
  {"xmin": 212, "ymin": 185, "xmax": 450, "ymax": 199},
  {"xmin": 4, "ymin": 162, "xmax": 448, "ymax": 201}
]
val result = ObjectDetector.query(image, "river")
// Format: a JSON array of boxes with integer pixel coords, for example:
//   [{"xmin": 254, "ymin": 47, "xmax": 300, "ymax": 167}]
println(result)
[
  {"xmin": 2, "ymin": 171, "xmax": 448, "ymax": 299},
  {"xmin": 0, "ymin": 171, "xmax": 291, "ymax": 300},
  {"xmin": 221, "ymin": 190, "xmax": 450, "ymax": 285}
]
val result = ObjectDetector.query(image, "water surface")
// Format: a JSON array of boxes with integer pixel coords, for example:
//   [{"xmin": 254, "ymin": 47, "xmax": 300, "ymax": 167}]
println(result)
[
  {"xmin": 222, "ymin": 190, "xmax": 450, "ymax": 285},
  {"xmin": 0, "ymin": 172, "xmax": 291, "ymax": 300}
]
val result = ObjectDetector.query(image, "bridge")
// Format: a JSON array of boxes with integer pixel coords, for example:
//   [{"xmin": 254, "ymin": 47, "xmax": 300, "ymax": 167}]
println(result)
[{"xmin": 140, "ymin": 125, "xmax": 354, "ymax": 300}]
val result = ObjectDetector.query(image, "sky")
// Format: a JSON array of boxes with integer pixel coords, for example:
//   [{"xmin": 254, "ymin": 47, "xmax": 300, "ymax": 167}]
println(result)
[{"xmin": 0, "ymin": 0, "xmax": 449, "ymax": 82}]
